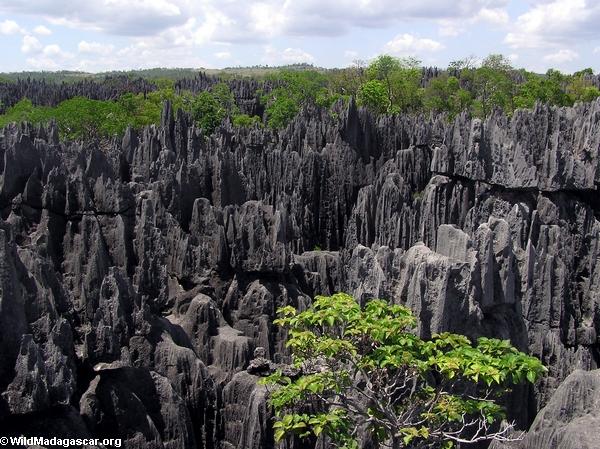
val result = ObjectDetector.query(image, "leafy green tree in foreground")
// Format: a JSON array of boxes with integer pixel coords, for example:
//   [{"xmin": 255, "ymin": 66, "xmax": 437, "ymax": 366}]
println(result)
[{"xmin": 263, "ymin": 293, "xmax": 546, "ymax": 449}]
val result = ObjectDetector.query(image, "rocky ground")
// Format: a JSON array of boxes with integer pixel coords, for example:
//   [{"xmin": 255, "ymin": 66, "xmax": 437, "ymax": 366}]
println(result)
[{"xmin": 1, "ymin": 97, "xmax": 599, "ymax": 448}]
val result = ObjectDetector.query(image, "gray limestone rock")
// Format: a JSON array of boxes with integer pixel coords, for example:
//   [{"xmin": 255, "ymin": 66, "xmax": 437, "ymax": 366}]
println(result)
[
  {"xmin": 1, "ymin": 96, "xmax": 600, "ymax": 448},
  {"xmin": 80, "ymin": 367, "xmax": 196, "ymax": 449},
  {"xmin": 490, "ymin": 369, "xmax": 600, "ymax": 449}
]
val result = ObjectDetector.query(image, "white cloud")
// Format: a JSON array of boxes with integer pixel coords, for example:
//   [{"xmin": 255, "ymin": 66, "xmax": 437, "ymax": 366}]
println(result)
[
  {"xmin": 43, "ymin": 44, "xmax": 71, "ymax": 58},
  {"xmin": 475, "ymin": 7, "xmax": 508, "ymax": 24},
  {"xmin": 543, "ymin": 49, "xmax": 579, "ymax": 64},
  {"xmin": 33, "ymin": 25, "xmax": 52, "ymax": 35},
  {"xmin": 0, "ymin": 19, "xmax": 25, "ymax": 35},
  {"xmin": 344, "ymin": 50, "xmax": 359, "ymax": 59},
  {"xmin": 249, "ymin": 2, "xmax": 287, "ymax": 38},
  {"xmin": 21, "ymin": 35, "xmax": 42, "ymax": 53},
  {"xmin": 438, "ymin": 19, "xmax": 464, "ymax": 37},
  {"xmin": 594, "ymin": 47, "xmax": 600, "ymax": 54},
  {"xmin": 26, "ymin": 44, "xmax": 74, "ymax": 70},
  {"xmin": 1, "ymin": 0, "xmax": 189, "ymax": 36},
  {"xmin": 384, "ymin": 33, "xmax": 444, "ymax": 55},
  {"xmin": 11, "ymin": 0, "xmax": 599, "ymax": 73},
  {"xmin": 70, "ymin": 39, "xmax": 212, "ymax": 72},
  {"xmin": 0, "ymin": 0, "xmax": 511, "ymax": 41},
  {"xmin": 78, "ymin": 40, "xmax": 114, "ymax": 55},
  {"xmin": 215, "ymin": 51, "xmax": 231, "ymax": 59},
  {"xmin": 437, "ymin": 5, "xmax": 508, "ymax": 37},
  {"xmin": 213, "ymin": 0, "xmax": 510, "ymax": 41},
  {"xmin": 263, "ymin": 46, "xmax": 315, "ymax": 65},
  {"xmin": 505, "ymin": 0, "xmax": 600, "ymax": 49}
]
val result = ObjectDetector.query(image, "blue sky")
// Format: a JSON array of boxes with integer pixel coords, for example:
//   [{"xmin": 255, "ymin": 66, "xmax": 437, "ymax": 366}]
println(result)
[{"xmin": 0, "ymin": 0, "xmax": 598, "ymax": 73}]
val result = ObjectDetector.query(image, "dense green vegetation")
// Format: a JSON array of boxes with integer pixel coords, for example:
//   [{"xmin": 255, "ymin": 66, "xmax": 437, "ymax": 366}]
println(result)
[
  {"xmin": 263, "ymin": 293, "xmax": 546, "ymax": 449},
  {"xmin": 0, "ymin": 63, "xmax": 322, "ymax": 83},
  {"xmin": 1, "ymin": 55, "xmax": 599, "ymax": 139},
  {"xmin": 0, "ymin": 80, "xmax": 261, "ymax": 140},
  {"xmin": 347, "ymin": 54, "xmax": 600, "ymax": 118},
  {"xmin": 260, "ymin": 70, "xmax": 341, "ymax": 128}
]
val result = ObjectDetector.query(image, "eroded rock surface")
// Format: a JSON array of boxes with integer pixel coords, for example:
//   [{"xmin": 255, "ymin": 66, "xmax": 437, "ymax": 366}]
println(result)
[
  {"xmin": 490, "ymin": 369, "xmax": 600, "ymax": 449},
  {"xmin": 1, "ymin": 97, "xmax": 600, "ymax": 447}
]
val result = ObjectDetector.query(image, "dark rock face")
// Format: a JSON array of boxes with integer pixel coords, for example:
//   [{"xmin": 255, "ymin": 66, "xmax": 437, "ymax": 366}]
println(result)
[
  {"xmin": 490, "ymin": 369, "xmax": 600, "ymax": 449},
  {"xmin": 174, "ymin": 73, "xmax": 272, "ymax": 117},
  {"xmin": 0, "ymin": 76, "xmax": 156, "ymax": 113},
  {"xmin": 1, "ymin": 98, "xmax": 599, "ymax": 447},
  {"xmin": 0, "ymin": 73, "xmax": 271, "ymax": 117}
]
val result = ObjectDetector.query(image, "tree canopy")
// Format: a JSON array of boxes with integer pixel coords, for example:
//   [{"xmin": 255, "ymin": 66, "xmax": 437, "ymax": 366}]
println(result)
[
  {"xmin": 0, "ymin": 82, "xmax": 261, "ymax": 140},
  {"xmin": 1, "ymin": 54, "xmax": 599, "ymax": 136},
  {"xmin": 350, "ymin": 54, "xmax": 600, "ymax": 119},
  {"xmin": 263, "ymin": 293, "xmax": 546, "ymax": 449}
]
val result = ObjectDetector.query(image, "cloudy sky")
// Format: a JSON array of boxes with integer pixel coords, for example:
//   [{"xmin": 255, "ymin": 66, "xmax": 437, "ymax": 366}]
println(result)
[{"xmin": 0, "ymin": 0, "xmax": 598, "ymax": 73}]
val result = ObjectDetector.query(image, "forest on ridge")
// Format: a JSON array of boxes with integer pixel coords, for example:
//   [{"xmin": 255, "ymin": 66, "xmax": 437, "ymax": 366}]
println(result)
[{"xmin": 2, "ymin": 54, "xmax": 600, "ymax": 140}]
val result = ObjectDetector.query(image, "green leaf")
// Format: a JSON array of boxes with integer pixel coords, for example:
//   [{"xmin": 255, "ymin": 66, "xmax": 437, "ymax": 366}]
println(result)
[
  {"xmin": 274, "ymin": 429, "xmax": 286, "ymax": 442},
  {"xmin": 266, "ymin": 291, "xmax": 546, "ymax": 448}
]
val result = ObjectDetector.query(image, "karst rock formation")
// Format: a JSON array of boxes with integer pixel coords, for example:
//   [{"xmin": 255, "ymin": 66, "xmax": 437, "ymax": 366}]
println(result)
[{"xmin": 1, "ymin": 94, "xmax": 599, "ymax": 449}]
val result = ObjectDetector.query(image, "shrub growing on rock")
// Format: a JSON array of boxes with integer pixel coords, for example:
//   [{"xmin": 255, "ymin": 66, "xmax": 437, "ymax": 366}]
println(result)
[{"xmin": 263, "ymin": 293, "xmax": 546, "ymax": 449}]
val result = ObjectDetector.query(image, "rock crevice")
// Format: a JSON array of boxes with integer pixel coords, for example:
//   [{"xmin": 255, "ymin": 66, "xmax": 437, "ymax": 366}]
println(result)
[{"xmin": 1, "ymin": 98, "xmax": 599, "ymax": 448}]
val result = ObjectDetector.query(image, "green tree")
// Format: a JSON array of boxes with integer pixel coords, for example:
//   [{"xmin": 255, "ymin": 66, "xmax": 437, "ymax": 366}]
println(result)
[
  {"xmin": 51, "ymin": 97, "xmax": 128, "ymax": 140},
  {"xmin": 472, "ymin": 54, "xmax": 515, "ymax": 117},
  {"xmin": 154, "ymin": 77, "xmax": 176, "ymax": 90},
  {"xmin": 329, "ymin": 60, "xmax": 367, "ymax": 98},
  {"xmin": 265, "ymin": 95, "xmax": 298, "ymax": 129},
  {"xmin": 211, "ymin": 82, "xmax": 238, "ymax": 115},
  {"xmin": 366, "ymin": 55, "xmax": 402, "ymax": 109},
  {"xmin": 365, "ymin": 55, "xmax": 423, "ymax": 113},
  {"xmin": 578, "ymin": 85, "xmax": 600, "ymax": 103},
  {"xmin": 514, "ymin": 69, "xmax": 573, "ymax": 109},
  {"xmin": 232, "ymin": 113, "xmax": 262, "ymax": 128},
  {"xmin": 567, "ymin": 69, "xmax": 600, "ymax": 104},
  {"xmin": 390, "ymin": 59, "xmax": 423, "ymax": 113},
  {"xmin": 191, "ymin": 91, "xmax": 226, "ymax": 134},
  {"xmin": 447, "ymin": 56, "xmax": 478, "ymax": 72},
  {"xmin": 573, "ymin": 67, "xmax": 594, "ymax": 78},
  {"xmin": 118, "ymin": 92, "xmax": 140, "ymax": 117},
  {"xmin": 264, "ymin": 293, "xmax": 546, "ymax": 449},
  {"xmin": 262, "ymin": 69, "xmax": 333, "ymax": 128},
  {"xmin": 0, "ymin": 98, "xmax": 38, "ymax": 128},
  {"xmin": 544, "ymin": 69, "xmax": 573, "ymax": 106},
  {"xmin": 357, "ymin": 79, "xmax": 388, "ymax": 113},
  {"xmin": 514, "ymin": 72, "xmax": 548, "ymax": 109},
  {"xmin": 423, "ymin": 75, "xmax": 472, "ymax": 118},
  {"xmin": 481, "ymin": 54, "xmax": 513, "ymax": 72}
]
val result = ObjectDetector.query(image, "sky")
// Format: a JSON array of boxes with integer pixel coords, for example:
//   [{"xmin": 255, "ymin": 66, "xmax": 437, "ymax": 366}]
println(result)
[{"xmin": 0, "ymin": 0, "xmax": 598, "ymax": 74}]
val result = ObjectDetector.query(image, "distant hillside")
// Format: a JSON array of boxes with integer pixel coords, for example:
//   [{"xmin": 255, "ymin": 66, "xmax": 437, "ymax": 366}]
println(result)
[
  {"xmin": 2, "ymin": 55, "xmax": 599, "ymax": 138},
  {"xmin": 0, "ymin": 64, "xmax": 324, "ymax": 83}
]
